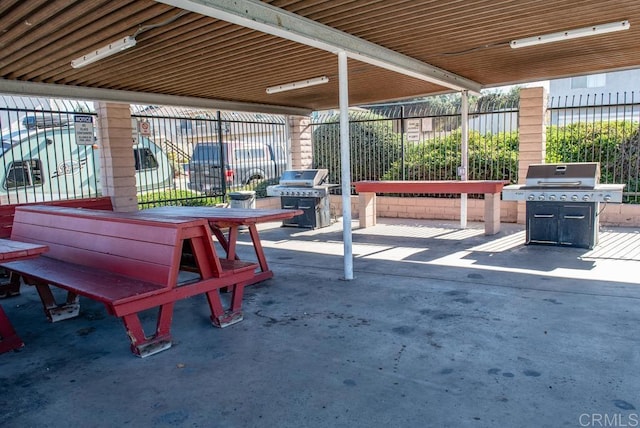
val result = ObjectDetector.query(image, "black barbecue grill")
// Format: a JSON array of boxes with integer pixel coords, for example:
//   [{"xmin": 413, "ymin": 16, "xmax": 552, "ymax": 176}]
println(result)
[
  {"xmin": 266, "ymin": 169, "xmax": 333, "ymax": 229},
  {"xmin": 502, "ymin": 162, "xmax": 625, "ymax": 249}
]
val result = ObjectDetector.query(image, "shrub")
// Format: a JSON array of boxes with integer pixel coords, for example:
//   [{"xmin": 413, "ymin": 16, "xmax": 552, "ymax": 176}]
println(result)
[
  {"xmin": 138, "ymin": 189, "xmax": 223, "ymax": 208},
  {"xmin": 382, "ymin": 129, "xmax": 519, "ymax": 182},
  {"xmin": 546, "ymin": 120, "xmax": 638, "ymax": 184},
  {"xmin": 253, "ymin": 178, "xmax": 279, "ymax": 198},
  {"xmin": 313, "ymin": 113, "xmax": 402, "ymax": 186}
]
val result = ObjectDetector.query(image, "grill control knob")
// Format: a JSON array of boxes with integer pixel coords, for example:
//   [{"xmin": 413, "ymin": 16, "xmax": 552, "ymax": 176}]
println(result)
[
  {"xmin": 571, "ymin": 195, "xmax": 578, "ymax": 201},
  {"xmin": 538, "ymin": 195, "xmax": 545, "ymax": 201},
  {"xmin": 549, "ymin": 195, "xmax": 557, "ymax": 201},
  {"xmin": 604, "ymin": 195, "xmax": 611, "ymax": 202},
  {"xmin": 582, "ymin": 195, "xmax": 590, "ymax": 201},
  {"xmin": 560, "ymin": 195, "xmax": 567, "ymax": 201},
  {"xmin": 527, "ymin": 194, "xmax": 535, "ymax": 201}
]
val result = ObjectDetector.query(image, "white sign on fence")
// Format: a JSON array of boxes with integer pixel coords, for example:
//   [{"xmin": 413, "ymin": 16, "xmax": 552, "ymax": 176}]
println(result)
[
  {"xmin": 138, "ymin": 120, "xmax": 151, "ymax": 136},
  {"xmin": 74, "ymin": 115, "xmax": 94, "ymax": 145}
]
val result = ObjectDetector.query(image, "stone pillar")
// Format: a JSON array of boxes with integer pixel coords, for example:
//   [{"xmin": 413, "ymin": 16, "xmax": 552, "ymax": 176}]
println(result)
[
  {"xmin": 288, "ymin": 115, "xmax": 312, "ymax": 170},
  {"xmin": 358, "ymin": 192, "xmax": 377, "ymax": 228},
  {"xmin": 95, "ymin": 102, "xmax": 138, "ymax": 212},
  {"xmin": 517, "ymin": 87, "xmax": 547, "ymax": 223}
]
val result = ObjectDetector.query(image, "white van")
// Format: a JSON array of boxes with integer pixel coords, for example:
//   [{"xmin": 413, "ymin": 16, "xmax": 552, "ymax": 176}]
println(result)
[
  {"xmin": 0, "ymin": 121, "xmax": 173, "ymax": 204},
  {"xmin": 188, "ymin": 141, "xmax": 286, "ymax": 195}
]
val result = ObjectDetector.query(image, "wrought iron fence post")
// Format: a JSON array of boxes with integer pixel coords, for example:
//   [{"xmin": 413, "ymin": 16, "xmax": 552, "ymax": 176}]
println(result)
[
  {"xmin": 216, "ymin": 110, "xmax": 226, "ymax": 196},
  {"xmin": 401, "ymin": 105, "xmax": 406, "ymax": 181}
]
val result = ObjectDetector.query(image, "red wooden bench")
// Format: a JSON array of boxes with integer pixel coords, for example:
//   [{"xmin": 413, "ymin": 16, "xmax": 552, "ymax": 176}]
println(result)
[
  {"xmin": 354, "ymin": 180, "xmax": 509, "ymax": 235},
  {"xmin": 0, "ymin": 205, "xmax": 258, "ymax": 357},
  {"xmin": 0, "ymin": 197, "xmax": 114, "ymax": 298}
]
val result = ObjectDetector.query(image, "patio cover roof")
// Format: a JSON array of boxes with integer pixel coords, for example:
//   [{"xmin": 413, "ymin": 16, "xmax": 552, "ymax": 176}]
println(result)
[{"xmin": 1, "ymin": 1, "xmax": 640, "ymax": 115}]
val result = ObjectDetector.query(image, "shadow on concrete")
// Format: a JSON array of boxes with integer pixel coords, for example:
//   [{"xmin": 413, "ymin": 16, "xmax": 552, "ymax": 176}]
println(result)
[{"xmin": 1, "ymin": 218, "xmax": 639, "ymax": 427}]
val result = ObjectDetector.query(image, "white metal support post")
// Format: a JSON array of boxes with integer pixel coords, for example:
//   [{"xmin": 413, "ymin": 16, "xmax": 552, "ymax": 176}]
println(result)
[
  {"xmin": 460, "ymin": 90, "xmax": 469, "ymax": 228},
  {"xmin": 339, "ymin": 51, "xmax": 354, "ymax": 280}
]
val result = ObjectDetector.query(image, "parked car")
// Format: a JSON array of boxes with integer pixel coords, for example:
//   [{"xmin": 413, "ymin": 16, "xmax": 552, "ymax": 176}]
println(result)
[{"xmin": 188, "ymin": 141, "xmax": 287, "ymax": 195}]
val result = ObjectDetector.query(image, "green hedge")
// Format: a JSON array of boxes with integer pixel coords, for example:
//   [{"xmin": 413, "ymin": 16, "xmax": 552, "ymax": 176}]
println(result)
[
  {"xmin": 382, "ymin": 129, "xmax": 518, "ymax": 182},
  {"xmin": 138, "ymin": 189, "xmax": 223, "ymax": 208},
  {"xmin": 312, "ymin": 114, "xmax": 402, "ymax": 184}
]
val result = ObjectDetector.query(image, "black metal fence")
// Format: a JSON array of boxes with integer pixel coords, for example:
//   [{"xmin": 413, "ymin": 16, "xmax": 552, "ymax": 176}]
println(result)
[
  {"xmin": 548, "ymin": 92, "xmax": 640, "ymax": 202},
  {"xmin": 2, "ymin": 91, "xmax": 639, "ymax": 206},
  {"xmin": 131, "ymin": 106, "xmax": 288, "ymax": 207},
  {"xmin": 311, "ymin": 92, "xmax": 640, "ymax": 202},
  {"xmin": 0, "ymin": 96, "xmax": 288, "ymax": 207},
  {"xmin": 0, "ymin": 97, "xmax": 100, "ymax": 204},
  {"xmin": 311, "ymin": 98, "xmax": 519, "ymax": 196}
]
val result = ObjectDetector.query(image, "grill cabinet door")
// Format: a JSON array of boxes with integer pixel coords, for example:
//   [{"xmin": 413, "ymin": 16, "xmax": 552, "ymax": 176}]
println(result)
[
  {"xmin": 526, "ymin": 202, "xmax": 559, "ymax": 245},
  {"xmin": 281, "ymin": 196, "xmax": 317, "ymax": 228},
  {"xmin": 558, "ymin": 203, "xmax": 596, "ymax": 249}
]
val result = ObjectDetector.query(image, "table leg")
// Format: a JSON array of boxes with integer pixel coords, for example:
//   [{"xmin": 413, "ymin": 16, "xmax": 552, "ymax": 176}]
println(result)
[
  {"xmin": 226, "ymin": 226, "xmax": 239, "ymax": 260},
  {"xmin": 211, "ymin": 227, "xmax": 230, "ymax": 256},
  {"xmin": 0, "ymin": 272, "xmax": 22, "ymax": 299},
  {"xmin": 213, "ymin": 223, "xmax": 273, "ymax": 285},
  {"xmin": 247, "ymin": 224, "xmax": 273, "ymax": 283},
  {"xmin": 0, "ymin": 304, "xmax": 24, "ymax": 353}
]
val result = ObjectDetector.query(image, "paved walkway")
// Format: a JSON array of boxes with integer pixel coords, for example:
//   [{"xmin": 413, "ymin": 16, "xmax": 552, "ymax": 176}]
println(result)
[{"xmin": 1, "ymin": 219, "xmax": 638, "ymax": 427}]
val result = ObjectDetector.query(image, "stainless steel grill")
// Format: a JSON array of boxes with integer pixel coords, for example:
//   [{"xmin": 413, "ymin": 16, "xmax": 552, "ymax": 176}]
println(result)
[
  {"xmin": 502, "ymin": 162, "xmax": 625, "ymax": 249},
  {"xmin": 267, "ymin": 169, "xmax": 333, "ymax": 228}
]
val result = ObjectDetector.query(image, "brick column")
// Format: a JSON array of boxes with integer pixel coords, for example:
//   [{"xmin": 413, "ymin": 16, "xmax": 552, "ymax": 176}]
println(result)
[
  {"xmin": 96, "ymin": 102, "xmax": 138, "ymax": 212},
  {"xmin": 516, "ymin": 87, "xmax": 547, "ymax": 223},
  {"xmin": 288, "ymin": 115, "xmax": 312, "ymax": 169}
]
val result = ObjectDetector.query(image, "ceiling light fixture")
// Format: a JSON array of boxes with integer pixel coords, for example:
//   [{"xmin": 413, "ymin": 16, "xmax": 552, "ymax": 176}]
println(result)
[
  {"xmin": 510, "ymin": 20, "xmax": 630, "ymax": 49},
  {"xmin": 71, "ymin": 36, "xmax": 137, "ymax": 68},
  {"xmin": 266, "ymin": 76, "xmax": 329, "ymax": 94}
]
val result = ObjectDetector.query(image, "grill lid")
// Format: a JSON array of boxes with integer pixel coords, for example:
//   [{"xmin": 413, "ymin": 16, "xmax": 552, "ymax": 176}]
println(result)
[
  {"xmin": 525, "ymin": 162, "xmax": 600, "ymax": 188},
  {"xmin": 279, "ymin": 169, "xmax": 329, "ymax": 187}
]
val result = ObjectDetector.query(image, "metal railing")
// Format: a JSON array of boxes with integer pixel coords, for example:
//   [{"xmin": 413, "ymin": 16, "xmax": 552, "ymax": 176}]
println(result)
[
  {"xmin": 0, "ymin": 96, "xmax": 288, "ymax": 207},
  {"xmin": 311, "ymin": 98, "xmax": 519, "ymax": 196},
  {"xmin": 548, "ymin": 92, "xmax": 640, "ymax": 203},
  {"xmin": 132, "ymin": 106, "xmax": 288, "ymax": 208},
  {"xmin": 0, "ymin": 98, "xmax": 99, "ymax": 204}
]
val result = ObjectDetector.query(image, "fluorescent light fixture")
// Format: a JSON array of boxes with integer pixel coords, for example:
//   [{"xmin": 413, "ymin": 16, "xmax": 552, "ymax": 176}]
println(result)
[
  {"xmin": 266, "ymin": 76, "xmax": 329, "ymax": 94},
  {"xmin": 510, "ymin": 20, "xmax": 630, "ymax": 49},
  {"xmin": 71, "ymin": 36, "xmax": 137, "ymax": 68}
]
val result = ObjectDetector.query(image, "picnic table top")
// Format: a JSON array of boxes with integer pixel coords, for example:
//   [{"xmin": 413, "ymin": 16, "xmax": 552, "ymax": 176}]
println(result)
[
  {"xmin": 0, "ymin": 238, "xmax": 48, "ymax": 261},
  {"xmin": 142, "ymin": 206, "xmax": 303, "ymax": 226}
]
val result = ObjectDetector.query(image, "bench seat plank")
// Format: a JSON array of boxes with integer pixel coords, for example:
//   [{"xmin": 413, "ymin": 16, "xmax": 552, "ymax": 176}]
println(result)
[
  {"xmin": 354, "ymin": 180, "xmax": 508, "ymax": 194},
  {"xmin": 1, "ymin": 257, "xmax": 167, "ymax": 306}
]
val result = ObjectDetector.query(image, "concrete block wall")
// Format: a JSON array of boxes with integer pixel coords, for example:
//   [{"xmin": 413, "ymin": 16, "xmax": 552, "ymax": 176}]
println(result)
[
  {"xmin": 516, "ymin": 87, "xmax": 547, "ymax": 224},
  {"xmin": 258, "ymin": 195, "xmax": 636, "ymax": 226},
  {"xmin": 288, "ymin": 116, "xmax": 313, "ymax": 170}
]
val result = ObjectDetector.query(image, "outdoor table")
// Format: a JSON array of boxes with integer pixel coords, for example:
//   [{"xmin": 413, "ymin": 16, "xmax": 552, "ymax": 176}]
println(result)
[
  {"xmin": 0, "ymin": 238, "xmax": 49, "ymax": 353},
  {"xmin": 143, "ymin": 206, "xmax": 303, "ymax": 285}
]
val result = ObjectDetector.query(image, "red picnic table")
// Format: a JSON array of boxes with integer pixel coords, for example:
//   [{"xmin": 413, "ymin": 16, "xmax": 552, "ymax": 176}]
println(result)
[
  {"xmin": 143, "ymin": 206, "xmax": 303, "ymax": 285},
  {"xmin": 0, "ymin": 238, "xmax": 49, "ymax": 353}
]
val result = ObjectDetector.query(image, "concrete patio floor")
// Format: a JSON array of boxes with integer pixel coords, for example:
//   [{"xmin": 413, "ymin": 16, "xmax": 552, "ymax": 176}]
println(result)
[{"xmin": 1, "ymin": 218, "xmax": 639, "ymax": 427}]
